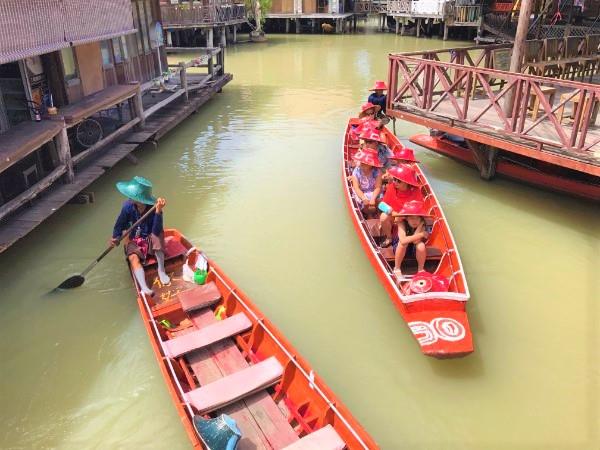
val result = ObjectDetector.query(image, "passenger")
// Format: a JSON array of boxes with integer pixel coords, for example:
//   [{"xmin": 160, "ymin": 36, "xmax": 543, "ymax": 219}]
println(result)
[
  {"xmin": 350, "ymin": 102, "xmax": 381, "ymax": 141},
  {"xmin": 110, "ymin": 176, "xmax": 170, "ymax": 296},
  {"xmin": 388, "ymin": 143, "xmax": 418, "ymax": 165},
  {"xmin": 379, "ymin": 165, "xmax": 423, "ymax": 248},
  {"xmin": 359, "ymin": 127, "xmax": 391, "ymax": 170},
  {"xmin": 393, "ymin": 200, "xmax": 431, "ymax": 280},
  {"xmin": 367, "ymin": 80, "xmax": 387, "ymax": 115},
  {"xmin": 351, "ymin": 149, "xmax": 383, "ymax": 216}
]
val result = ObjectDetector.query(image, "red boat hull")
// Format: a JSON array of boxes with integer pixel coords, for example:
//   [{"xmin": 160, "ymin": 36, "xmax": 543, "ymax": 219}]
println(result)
[
  {"xmin": 410, "ymin": 134, "xmax": 600, "ymax": 202},
  {"xmin": 343, "ymin": 121, "xmax": 473, "ymax": 358}
]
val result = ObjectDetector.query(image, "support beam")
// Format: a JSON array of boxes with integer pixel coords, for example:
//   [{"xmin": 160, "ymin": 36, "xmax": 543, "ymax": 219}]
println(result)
[
  {"xmin": 56, "ymin": 126, "xmax": 74, "ymax": 182},
  {"xmin": 179, "ymin": 62, "xmax": 188, "ymax": 101},
  {"xmin": 220, "ymin": 26, "xmax": 226, "ymax": 47},
  {"xmin": 133, "ymin": 85, "xmax": 145, "ymax": 129},
  {"xmin": 443, "ymin": 22, "xmax": 448, "ymax": 40},
  {"xmin": 296, "ymin": 18, "xmax": 301, "ymax": 34},
  {"xmin": 401, "ymin": 20, "xmax": 405, "ymax": 36},
  {"xmin": 286, "ymin": 18, "xmax": 290, "ymax": 33},
  {"xmin": 233, "ymin": 25, "xmax": 237, "ymax": 43},
  {"xmin": 312, "ymin": 18, "xmax": 316, "ymax": 33},
  {"xmin": 416, "ymin": 19, "xmax": 421, "ymax": 38},
  {"xmin": 395, "ymin": 18, "xmax": 400, "ymax": 35},
  {"xmin": 166, "ymin": 31, "xmax": 173, "ymax": 46}
]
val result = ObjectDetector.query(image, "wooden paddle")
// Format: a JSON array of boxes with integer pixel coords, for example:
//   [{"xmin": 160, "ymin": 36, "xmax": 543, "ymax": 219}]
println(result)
[{"xmin": 56, "ymin": 205, "xmax": 157, "ymax": 290}]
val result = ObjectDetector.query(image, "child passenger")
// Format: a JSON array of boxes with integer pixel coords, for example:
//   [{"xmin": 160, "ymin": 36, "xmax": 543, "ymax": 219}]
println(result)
[
  {"xmin": 350, "ymin": 149, "xmax": 383, "ymax": 216},
  {"xmin": 393, "ymin": 200, "xmax": 431, "ymax": 280}
]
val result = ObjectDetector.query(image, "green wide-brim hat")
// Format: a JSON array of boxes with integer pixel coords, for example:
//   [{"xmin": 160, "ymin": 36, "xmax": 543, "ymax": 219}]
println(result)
[{"xmin": 116, "ymin": 176, "xmax": 156, "ymax": 205}]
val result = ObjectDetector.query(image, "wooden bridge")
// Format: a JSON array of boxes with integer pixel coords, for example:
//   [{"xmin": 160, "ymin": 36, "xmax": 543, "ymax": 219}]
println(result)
[{"xmin": 386, "ymin": 44, "xmax": 600, "ymax": 178}]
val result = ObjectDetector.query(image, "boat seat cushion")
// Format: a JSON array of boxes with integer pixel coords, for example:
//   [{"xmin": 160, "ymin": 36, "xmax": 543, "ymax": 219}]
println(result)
[
  {"xmin": 184, "ymin": 356, "xmax": 283, "ymax": 414},
  {"xmin": 282, "ymin": 425, "xmax": 346, "ymax": 450},
  {"xmin": 365, "ymin": 219, "xmax": 381, "ymax": 237},
  {"xmin": 380, "ymin": 246, "xmax": 442, "ymax": 261},
  {"xmin": 163, "ymin": 313, "xmax": 252, "ymax": 358},
  {"xmin": 179, "ymin": 282, "xmax": 222, "ymax": 313},
  {"xmin": 144, "ymin": 236, "xmax": 187, "ymax": 266}
]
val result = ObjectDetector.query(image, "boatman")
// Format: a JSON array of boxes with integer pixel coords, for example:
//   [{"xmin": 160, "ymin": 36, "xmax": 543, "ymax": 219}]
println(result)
[
  {"xmin": 109, "ymin": 176, "xmax": 170, "ymax": 296},
  {"xmin": 367, "ymin": 81, "xmax": 387, "ymax": 115}
]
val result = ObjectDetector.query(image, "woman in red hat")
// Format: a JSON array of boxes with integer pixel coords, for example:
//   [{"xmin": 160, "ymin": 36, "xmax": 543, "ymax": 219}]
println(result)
[
  {"xmin": 393, "ymin": 200, "xmax": 431, "ymax": 280},
  {"xmin": 368, "ymin": 80, "xmax": 387, "ymax": 114},
  {"xmin": 351, "ymin": 149, "xmax": 383, "ymax": 215},
  {"xmin": 350, "ymin": 102, "xmax": 382, "ymax": 142},
  {"xmin": 389, "ymin": 143, "xmax": 418, "ymax": 165},
  {"xmin": 379, "ymin": 164, "xmax": 423, "ymax": 247}
]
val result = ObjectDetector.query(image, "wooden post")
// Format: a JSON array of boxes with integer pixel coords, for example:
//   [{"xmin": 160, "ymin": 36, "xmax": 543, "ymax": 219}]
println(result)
[
  {"xmin": 133, "ymin": 85, "xmax": 145, "ymax": 129},
  {"xmin": 416, "ymin": 19, "xmax": 421, "ymax": 38},
  {"xmin": 56, "ymin": 125, "xmax": 74, "ymax": 182},
  {"xmin": 220, "ymin": 27, "xmax": 226, "ymax": 47},
  {"xmin": 504, "ymin": 0, "xmax": 534, "ymax": 117},
  {"xmin": 233, "ymin": 25, "xmax": 237, "ymax": 43},
  {"xmin": 401, "ymin": 20, "xmax": 405, "ymax": 36},
  {"xmin": 395, "ymin": 18, "xmax": 399, "ymax": 34},
  {"xmin": 179, "ymin": 62, "xmax": 188, "ymax": 101},
  {"xmin": 296, "ymin": 19, "xmax": 301, "ymax": 33},
  {"xmin": 467, "ymin": 140, "xmax": 498, "ymax": 180},
  {"xmin": 286, "ymin": 18, "xmax": 290, "ymax": 33},
  {"xmin": 443, "ymin": 22, "xmax": 448, "ymax": 40},
  {"xmin": 167, "ymin": 31, "xmax": 173, "ymax": 46},
  {"xmin": 312, "ymin": 18, "xmax": 316, "ymax": 33},
  {"xmin": 208, "ymin": 53, "xmax": 214, "ymax": 78}
]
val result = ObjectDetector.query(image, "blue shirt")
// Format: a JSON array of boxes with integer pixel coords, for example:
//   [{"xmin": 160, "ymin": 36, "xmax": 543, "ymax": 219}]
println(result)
[
  {"xmin": 112, "ymin": 200, "xmax": 163, "ymax": 239},
  {"xmin": 368, "ymin": 93, "xmax": 387, "ymax": 113}
]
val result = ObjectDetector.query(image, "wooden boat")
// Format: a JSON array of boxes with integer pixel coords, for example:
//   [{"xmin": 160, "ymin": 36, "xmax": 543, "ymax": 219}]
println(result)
[
  {"xmin": 410, "ymin": 134, "xmax": 600, "ymax": 202},
  {"xmin": 130, "ymin": 229, "xmax": 379, "ymax": 450},
  {"xmin": 343, "ymin": 120, "xmax": 473, "ymax": 358}
]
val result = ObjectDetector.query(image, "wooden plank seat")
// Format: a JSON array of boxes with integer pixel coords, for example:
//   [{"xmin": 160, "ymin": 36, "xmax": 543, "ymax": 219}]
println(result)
[
  {"xmin": 184, "ymin": 356, "xmax": 284, "ymax": 414},
  {"xmin": 143, "ymin": 235, "xmax": 187, "ymax": 266},
  {"xmin": 282, "ymin": 425, "xmax": 345, "ymax": 450},
  {"xmin": 163, "ymin": 312, "xmax": 252, "ymax": 358},
  {"xmin": 178, "ymin": 281, "xmax": 222, "ymax": 313},
  {"xmin": 379, "ymin": 245, "xmax": 443, "ymax": 261}
]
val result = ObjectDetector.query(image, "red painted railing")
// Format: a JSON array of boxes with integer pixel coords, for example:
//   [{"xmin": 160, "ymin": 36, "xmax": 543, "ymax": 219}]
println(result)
[{"xmin": 387, "ymin": 46, "xmax": 600, "ymax": 153}]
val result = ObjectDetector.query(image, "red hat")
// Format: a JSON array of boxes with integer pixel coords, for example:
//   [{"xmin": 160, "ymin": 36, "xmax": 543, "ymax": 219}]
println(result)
[
  {"xmin": 397, "ymin": 200, "xmax": 430, "ymax": 216},
  {"xmin": 353, "ymin": 149, "xmax": 383, "ymax": 168},
  {"xmin": 359, "ymin": 127, "xmax": 385, "ymax": 143},
  {"xmin": 390, "ymin": 144, "xmax": 418, "ymax": 162},
  {"xmin": 388, "ymin": 165, "xmax": 421, "ymax": 187},
  {"xmin": 409, "ymin": 272, "xmax": 449, "ymax": 294},
  {"xmin": 358, "ymin": 102, "xmax": 381, "ymax": 118},
  {"xmin": 369, "ymin": 80, "xmax": 388, "ymax": 91}
]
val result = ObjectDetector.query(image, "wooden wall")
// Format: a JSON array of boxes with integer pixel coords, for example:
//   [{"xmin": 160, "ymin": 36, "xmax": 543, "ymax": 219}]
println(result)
[
  {"xmin": 303, "ymin": 0, "xmax": 317, "ymax": 13},
  {"xmin": 74, "ymin": 42, "xmax": 104, "ymax": 96}
]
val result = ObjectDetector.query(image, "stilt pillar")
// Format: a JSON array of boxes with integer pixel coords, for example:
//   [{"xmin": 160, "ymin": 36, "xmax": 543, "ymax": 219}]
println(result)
[
  {"xmin": 296, "ymin": 18, "xmax": 301, "ymax": 33},
  {"xmin": 220, "ymin": 27, "xmax": 226, "ymax": 47},
  {"xmin": 416, "ymin": 19, "xmax": 421, "ymax": 37},
  {"xmin": 286, "ymin": 18, "xmax": 290, "ymax": 33},
  {"xmin": 443, "ymin": 22, "xmax": 448, "ymax": 40},
  {"xmin": 166, "ymin": 31, "xmax": 173, "ymax": 46},
  {"xmin": 395, "ymin": 18, "xmax": 399, "ymax": 34},
  {"xmin": 233, "ymin": 25, "xmax": 237, "ymax": 43},
  {"xmin": 311, "ymin": 18, "xmax": 316, "ymax": 33},
  {"xmin": 206, "ymin": 28, "xmax": 214, "ymax": 48},
  {"xmin": 56, "ymin": 126, "xmax": 74, "ymax": 183},
  {"xmin": 467, "ymin": 140, "xmax": 498, "ymax": 180},
  {"xmin": 401, "ymin": 20, "xmax": 405, "ymax": 36}
]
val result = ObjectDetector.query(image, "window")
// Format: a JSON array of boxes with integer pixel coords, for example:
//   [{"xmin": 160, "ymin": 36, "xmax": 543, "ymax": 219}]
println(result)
[
  {"xmin": 100, "ymin": 41, "xmax": 113, "ymax": 66},
  {"xmin": 61, "ymin": 47, "xmax": 77, "ymax": 81},
  {"xmin": 112, "ymin": 38, "xmax": 123, "ymax": 63}
]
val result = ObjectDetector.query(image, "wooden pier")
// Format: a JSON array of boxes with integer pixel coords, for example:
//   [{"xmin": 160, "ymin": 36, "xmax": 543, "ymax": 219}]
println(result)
[
  {"xmin": 386, "ymin": 40, "xmax": 600, "ymax": 198},
  {"xmin": 0, "ymin": 49, "xmax": 230, "ymax": 254}
]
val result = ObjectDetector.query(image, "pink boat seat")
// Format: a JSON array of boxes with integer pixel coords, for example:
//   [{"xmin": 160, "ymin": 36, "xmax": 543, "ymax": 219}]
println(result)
[
  {"xmin": 282, "ymin": 425, "xmax": 346, "ymax": 450},
  {"xmin": 143, "ymin": 236, "xmax": 187, "ymax": 266},
  {"xmin": 162, "ymin": 313, "xmax": 252, "ymax": 358},
  {"xmin": 178, "ymin": 282, "xmax": 221, "ymax": 313},
  {"xmin": 184, "ymin": 356, "xmax": 283, "ymax": 414}
]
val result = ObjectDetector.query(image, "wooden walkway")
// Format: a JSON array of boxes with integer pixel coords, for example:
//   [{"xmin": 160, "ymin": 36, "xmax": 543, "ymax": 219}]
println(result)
[{"xmin": 0, "ymin": 74, "xmax": 232, "ymax": 254}]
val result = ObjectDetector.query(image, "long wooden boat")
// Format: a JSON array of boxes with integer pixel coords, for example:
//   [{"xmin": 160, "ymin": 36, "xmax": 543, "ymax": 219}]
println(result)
[
  {"xmin": 130, "ymin": 229, "xmax": 378, "ymax": 450},
  {"xmin": 343, "ymin": 120, "xmax": 473, "ymax": 358},
  {"xmin": 410, "ymin": 134, "xmax": 600, "ymax": 202}
]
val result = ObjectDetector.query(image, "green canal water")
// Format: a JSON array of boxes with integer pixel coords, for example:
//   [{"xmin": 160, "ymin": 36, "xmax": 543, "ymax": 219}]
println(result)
[{"xmin": 1, "ymin": 32, "xmax": 599, "ymax": 449}]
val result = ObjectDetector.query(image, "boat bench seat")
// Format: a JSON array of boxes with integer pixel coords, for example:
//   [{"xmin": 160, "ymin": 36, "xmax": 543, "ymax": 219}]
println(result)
[
  {"xmin": 365, "ymin": 219, "xmax": 381, "ymax": 237},
  {"xmin": 178, "ymin": 282, "xmax": 222, "ymax": 313},
  {"xmin": 282, "ymin": 425, "xmax": 346, "ymax": 450},
  {"xmin": 184, "ymin": 356, "xmax": 283, "ymax": 414},
  {"xmin": 163, "ymin": 313, "xmax": 252, "ymax": 358},
  {"xmin": 379, "ymin": 246, "xmax": 443, "ymax": 261}
]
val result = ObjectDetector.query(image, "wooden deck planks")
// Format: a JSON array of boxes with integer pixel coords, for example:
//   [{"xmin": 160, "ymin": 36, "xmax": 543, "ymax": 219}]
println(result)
[{"xmin": 190, "ymin": 309, "xmax": 299, "ymax": 449}]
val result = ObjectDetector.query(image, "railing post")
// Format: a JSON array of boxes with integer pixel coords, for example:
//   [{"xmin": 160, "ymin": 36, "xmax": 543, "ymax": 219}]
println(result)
[
  {"xmin": 208, "ymin": 51, "xmax": 214, "ymax": 78},
  {"xmin": 133, "ymin": 85, "xmax": 145, "ymax": 129},
  {"xmin": 179, "ymin": 62, "xmax": 188, "ymax": 101}
]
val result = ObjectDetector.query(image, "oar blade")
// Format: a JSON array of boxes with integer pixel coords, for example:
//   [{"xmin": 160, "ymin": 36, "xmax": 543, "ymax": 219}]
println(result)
[{"xmin": 57, "ymin": 275, "xmax": 85, "ymax": 290}]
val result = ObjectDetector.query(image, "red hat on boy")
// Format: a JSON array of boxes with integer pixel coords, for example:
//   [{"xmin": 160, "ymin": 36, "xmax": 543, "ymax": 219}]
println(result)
[
  {"xmin": 358, "ymin": 102, "xmax": 381, "ymax": 118},
  {"xmin": 388, "ymin": 165, "xmax": 421, "ymax": 187},
  {"xmin": 397, "ymin": 200, "xmax": 430, "ymax": 216},
  {"xmin": 390, "ymin": 144, "xmax": 418, "ymax": 162}
]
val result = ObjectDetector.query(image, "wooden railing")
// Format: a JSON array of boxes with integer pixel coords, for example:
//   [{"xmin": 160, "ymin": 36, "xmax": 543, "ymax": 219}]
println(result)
[
  {"xmin": 160, "ymin": 3, "xmax": 246, "ymax": 26},
  {"xmin": 387, "ymin": 47, "xmax": 600, "ymax": 153},
  {"xmin": 386, "ymin": 0, "xmax": 412, "ymax": 15}
]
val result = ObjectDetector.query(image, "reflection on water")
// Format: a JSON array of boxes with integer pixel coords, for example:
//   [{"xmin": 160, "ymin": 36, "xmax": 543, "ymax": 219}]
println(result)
[{"xmin": 0, "ymin": 32, "xmax": 599, "ymax": 449}]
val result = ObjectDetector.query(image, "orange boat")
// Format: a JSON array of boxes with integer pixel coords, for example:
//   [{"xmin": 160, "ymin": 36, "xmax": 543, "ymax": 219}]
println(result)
[
  {"xmin": 130, "ymin": 229, "xmax": 379, "ymax": 449},
  {"xmin": 410, "ymin": 134, "xmax": 600, "ymax": 202},
  {"xmin": 343, "ymin": 120, "xmax": 473, "ymax": 358}
]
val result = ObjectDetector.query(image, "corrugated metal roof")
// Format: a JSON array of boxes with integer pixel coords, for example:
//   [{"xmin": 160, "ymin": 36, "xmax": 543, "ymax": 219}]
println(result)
[{"xmin": 0, "ymin": 0, "xmax": 136, "ymax": 65}]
